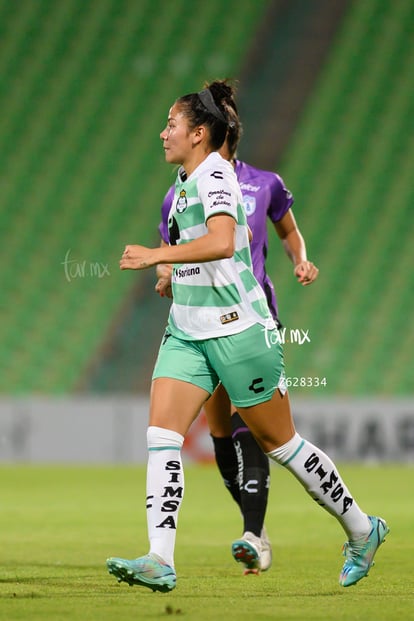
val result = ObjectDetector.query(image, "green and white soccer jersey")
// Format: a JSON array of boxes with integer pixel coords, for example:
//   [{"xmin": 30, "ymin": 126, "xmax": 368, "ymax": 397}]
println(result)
[{"xmin": 167, "ymin": 152, "xmax": 275, "ymax": 340}]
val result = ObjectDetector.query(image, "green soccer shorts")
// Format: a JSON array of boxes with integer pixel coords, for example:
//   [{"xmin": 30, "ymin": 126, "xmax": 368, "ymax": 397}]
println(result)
[{"xmin": 152, "ymin": 323, "xmax": 285, "ymax": 407}]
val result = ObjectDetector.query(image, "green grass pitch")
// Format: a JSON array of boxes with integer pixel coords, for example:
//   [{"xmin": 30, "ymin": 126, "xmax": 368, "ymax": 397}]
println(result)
[{"xmin": 1, "ymin": 464, "xmax": 413, "ymax": 621}]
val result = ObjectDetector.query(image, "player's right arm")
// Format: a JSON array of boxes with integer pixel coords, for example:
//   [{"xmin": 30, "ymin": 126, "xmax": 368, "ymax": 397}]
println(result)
[{"xmin": 273, "ymin": 209, "xmax": 319, "ymax": 286}]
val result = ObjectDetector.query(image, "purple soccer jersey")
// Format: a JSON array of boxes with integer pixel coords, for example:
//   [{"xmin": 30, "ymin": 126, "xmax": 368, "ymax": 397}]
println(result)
[{"xmin": 158, "ymin": 159, "xmax": 294, "ymax": 320}]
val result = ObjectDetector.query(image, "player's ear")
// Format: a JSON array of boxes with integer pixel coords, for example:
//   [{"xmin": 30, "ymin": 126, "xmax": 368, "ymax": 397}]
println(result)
[{"xmin": 192, "ymin": 125, "xmax": 206, "ymax": 145}]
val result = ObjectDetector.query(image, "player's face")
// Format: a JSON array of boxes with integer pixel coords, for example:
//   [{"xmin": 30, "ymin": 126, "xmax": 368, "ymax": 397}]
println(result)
[{"xmin": 160, "ymin": 104, "xmax": 193, "ymax": 165}]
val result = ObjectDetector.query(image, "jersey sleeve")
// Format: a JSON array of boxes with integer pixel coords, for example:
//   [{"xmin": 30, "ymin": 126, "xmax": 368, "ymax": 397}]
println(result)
[
  {"xmin": 268, "ymin": 173, "xmax": 294, "ymax": 223},
  {"xmin": 158, "ymin": 185, "xmax": 175, "ymax": 243},
  {"xmin": 198, "ymin": 167, "xmax": 239, "ymax": 223}
]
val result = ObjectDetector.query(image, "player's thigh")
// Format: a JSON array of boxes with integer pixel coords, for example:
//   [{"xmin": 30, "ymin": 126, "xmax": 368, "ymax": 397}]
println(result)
[
  {"xmin": 207, "ymin": 324, "xmax": 284, "ymax": 408},
  {"xmin": 203, "ymin": 383, "xmax": 232, "ymax": 437},
  {"xmin": 150, "ymin": 377, "xmax": 210, "ymax": 436},
  {"xmin": 153, "ymin": 331, "xmax": 219, "ymax": 394},
  {"xmin": 151, "ymin": 332, "xmax": 219, "ymax": 435}
]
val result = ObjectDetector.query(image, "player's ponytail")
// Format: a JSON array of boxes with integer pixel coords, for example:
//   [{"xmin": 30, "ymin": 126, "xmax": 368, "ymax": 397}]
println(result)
[
  {"xmin": 176, "ymin": 79, "xmax": 241, "ymax": 151},
  {"xmin": 206, "ymin": 80, "xmax": 243, "ymax": 159}
]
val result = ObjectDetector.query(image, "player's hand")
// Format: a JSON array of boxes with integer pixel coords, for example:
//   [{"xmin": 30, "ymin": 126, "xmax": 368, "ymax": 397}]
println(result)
[
  {"xmin": 155, "ymin": 264, "xmax": 173, "ymax": 298},
  {"xmin": 120, "ymin": 245, "xmax": 155, "ymax": 270},
  {"xmin": 294, "ymin": 261, "xmax": 319, "ymax": 286},
  {"xmin": 155, "ymin": 277, "xmax": 173, "ymax": 298}
]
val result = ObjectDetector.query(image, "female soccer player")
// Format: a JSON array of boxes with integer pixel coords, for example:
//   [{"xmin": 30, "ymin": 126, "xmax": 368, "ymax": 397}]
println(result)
[
  {"xmin": 155, "ymin": 83, "xmax": 319, "ymax": 575},
  {"xmin": 107, "ymin": 81, "xmax": 388, "ymax": 593}
]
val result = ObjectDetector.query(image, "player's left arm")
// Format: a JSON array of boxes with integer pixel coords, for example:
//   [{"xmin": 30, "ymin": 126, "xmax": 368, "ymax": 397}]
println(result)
[{"xmin": 273, "ymin": 209, "xmax": 319, "ymax": 286}]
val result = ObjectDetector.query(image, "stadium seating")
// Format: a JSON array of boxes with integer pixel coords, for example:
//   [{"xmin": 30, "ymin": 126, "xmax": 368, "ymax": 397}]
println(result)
[
  {"xmin": 267, "ymin": 0, "xmax": 414, "ymax": 394},
  {"xmin": 0, "ymin": 0, "xmax": 268, "ymax": 393},
  {"xmin": 1, "ymin": 0, "xmax": 413, "ymax": 396}
]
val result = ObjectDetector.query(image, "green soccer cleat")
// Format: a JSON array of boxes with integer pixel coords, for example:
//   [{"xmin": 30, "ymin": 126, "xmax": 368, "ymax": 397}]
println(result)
[
  {"xmin": 339, "ymin": 516, "xmax": 389, "ymax": 587},
  {"xmin": 106, "ymin": 553, "xmax": 176, "ymax": 593}
]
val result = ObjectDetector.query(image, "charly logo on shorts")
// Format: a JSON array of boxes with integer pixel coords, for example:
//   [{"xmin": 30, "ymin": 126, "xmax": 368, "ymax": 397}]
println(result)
[
  {"xmin": 243, "ymin": 195, "xmax": 256, "ymax": 216},
  {"xmin": 176, "ymin": 189, "xmax": 187, "ymax": 213}
]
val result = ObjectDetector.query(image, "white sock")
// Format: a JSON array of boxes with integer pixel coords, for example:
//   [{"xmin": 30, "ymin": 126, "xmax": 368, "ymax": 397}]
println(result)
[
  {"xmin": 267, "ymin": 433, "xmax": 371, "ymax": 539},
  {"xmin": 146, "ymin": 426, "xmax": 184, "ymax": 568}
]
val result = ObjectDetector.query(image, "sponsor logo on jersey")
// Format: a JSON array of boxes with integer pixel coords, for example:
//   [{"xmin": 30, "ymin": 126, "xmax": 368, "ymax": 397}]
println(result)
[
  {"xmin": 210, "ymin": 170, "xmax": 224, "ymax": 179},
  {"xmin": 220, "ymin": 311, "xmax": 239, "ymax": 324},
  {"xmin": 174, "ymin": 266, "xmax": 201, "ymax": 278},
  {"xmin": 176, "ymin": 189, "xmax": 187, "ymax": 213},
  {"xmin": 209, "ymin": 188, "xmax": 232, "ymax": 210},
  {"xmin": 208, "ymin": 189, "xmax": 231, "ymax": 198},
  {"xmin": 240, "ymin": 182, "xmax": 260, "ymax": 192},
  {"xmin": 210, "ymin": 199, "xmax": 231, "ymax": 209},
  {"xmin": 243, "ymin": 194, "xmax": 256, "ymax": 216}
]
